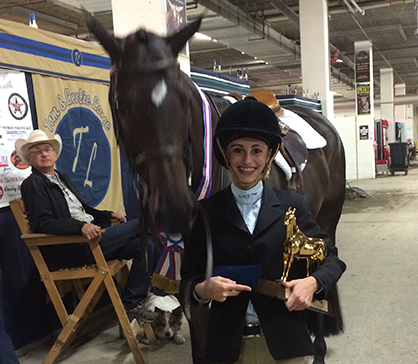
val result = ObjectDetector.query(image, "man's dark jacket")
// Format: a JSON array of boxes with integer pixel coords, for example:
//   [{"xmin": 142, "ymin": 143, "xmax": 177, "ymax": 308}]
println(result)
[
  {"xmin": 21, "ymin": 168, "xmax": 112, "ymax": 268},
  {"xmin": 180, "ymin": 183, "xmax": 346, "ymax": 363}
]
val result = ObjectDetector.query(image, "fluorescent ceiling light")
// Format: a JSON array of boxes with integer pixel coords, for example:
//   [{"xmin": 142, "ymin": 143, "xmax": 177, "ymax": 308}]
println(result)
[{"xmin": 193, "ymin": 32, "xmax": 212, "ymax": 41}]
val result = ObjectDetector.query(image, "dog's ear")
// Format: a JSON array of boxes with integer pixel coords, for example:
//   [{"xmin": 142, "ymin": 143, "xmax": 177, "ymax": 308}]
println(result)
[
  {"xmin": 173, "ymin": 306, "xmax": 183, "ymax": 320},
  {"xmin": 155, "ymin": 307, "xmax": 165, "ymax": 315}
]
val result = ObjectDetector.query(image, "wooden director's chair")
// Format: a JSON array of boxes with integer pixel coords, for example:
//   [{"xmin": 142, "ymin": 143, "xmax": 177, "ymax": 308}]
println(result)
[{"xmin": 10, "ymin": 198, "xmax": 155, "ymax": 364}]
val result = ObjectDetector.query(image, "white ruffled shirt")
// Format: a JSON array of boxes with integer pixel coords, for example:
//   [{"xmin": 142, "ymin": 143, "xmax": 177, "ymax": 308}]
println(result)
[{"xmin": 231, "ymin": 181, "xmax": 263, "ymax": 234}]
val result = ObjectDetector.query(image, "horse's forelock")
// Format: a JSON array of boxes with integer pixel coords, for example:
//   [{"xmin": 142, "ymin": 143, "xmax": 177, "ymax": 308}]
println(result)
[
  {"xmin": 122, "ymin": 30, "xmax": 172, "ymax": 65},
  {"xmin": 134, "ymin": 29, "xmax": 149, "ymax": 44}
]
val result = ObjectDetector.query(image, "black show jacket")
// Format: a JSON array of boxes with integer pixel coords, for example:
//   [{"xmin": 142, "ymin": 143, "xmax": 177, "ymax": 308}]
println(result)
[{"xmin": 180, "ymin": 183, "xmax": 346, "ymax": 363}]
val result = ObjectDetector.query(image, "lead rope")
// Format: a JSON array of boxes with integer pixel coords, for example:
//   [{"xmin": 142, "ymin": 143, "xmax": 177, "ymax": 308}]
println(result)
[
  {"xmin": 183, "ymin": 93, "xmax": 214, "ymax": 321},
  {"xmin": 184, "ymin": 203, "xmax": 213, "ymax": 321}
]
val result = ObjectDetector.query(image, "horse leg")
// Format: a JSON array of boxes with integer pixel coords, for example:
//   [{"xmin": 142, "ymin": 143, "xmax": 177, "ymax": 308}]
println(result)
[
  {"xmin": 284, "ymin": 254, "xmax": 294, "ymax": 282},
  {"xmin": 280, "ymin": 253, "xmax": 289, "ymax": 282},
  {"xmin": 313, "ymin": 313, "xmax": 326, "ymax": 364},
  {"xmin": 280, "ymin": 252, "xmax": 290, "ymax": 282}
]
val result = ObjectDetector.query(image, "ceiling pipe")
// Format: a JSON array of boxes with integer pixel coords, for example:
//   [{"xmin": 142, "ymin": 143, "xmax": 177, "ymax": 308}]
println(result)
[
  {"xmin": 264, "ymin": 1, "xmax": 414, "ymax": 24},
  {"xmin": 349, "ymin": 0, "xmax": 365, "ymax": 15},
  {"xmin": 264, "ymin": 0, "xmax": 299, "ymax": 25},
  {"xmin": 342, "ymin": 0, "xmax": 356, "ymax": 14},
  {"xmin": 195, "ymin": 0, "xmax": 301, "ymax": 57}
]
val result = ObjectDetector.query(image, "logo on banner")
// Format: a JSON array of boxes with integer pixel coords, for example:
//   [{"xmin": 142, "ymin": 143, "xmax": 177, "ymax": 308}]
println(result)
[
  {"xmin": 56, "ymin": 107, "xmax": 111, "ymax": 207},
  {"xmin": 10, "ymin": 150, "xmax": 28, "ymax": 170},
  {"xmin": 0, "ymin": 155, "xmax": 7, "ymax": 168},
  {"xmin": 71, "ymin": 49, "xmax": 83, "ymax": 67},
  {"xmin": 8, "ymin": 93, "xmax": 28, "ymax": 120},
  {"xmin": 0, "ymin": 185, "xmax": 3, "ymax": 200}
]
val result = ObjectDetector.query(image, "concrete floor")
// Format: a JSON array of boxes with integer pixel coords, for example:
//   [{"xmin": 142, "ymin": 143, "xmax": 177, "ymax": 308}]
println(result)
[{"xmin": 18, "ymin": 164, "xmax": 418, "ymax": 364}]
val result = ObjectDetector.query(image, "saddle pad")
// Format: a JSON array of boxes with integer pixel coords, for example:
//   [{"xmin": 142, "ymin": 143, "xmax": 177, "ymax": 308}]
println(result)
[
  {"xmin": 280, "ymin": 108, "xmax": 327, "ymax": 149},
  {"xmin": 274, "ymin": 151, "xmax": 293, "ymax": 181}
]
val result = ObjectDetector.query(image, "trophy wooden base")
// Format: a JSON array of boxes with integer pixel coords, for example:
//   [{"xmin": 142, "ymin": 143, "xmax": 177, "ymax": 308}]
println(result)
[{"xmin": 254, "ymin": 279, "xmax": 331, "ymax": 315}]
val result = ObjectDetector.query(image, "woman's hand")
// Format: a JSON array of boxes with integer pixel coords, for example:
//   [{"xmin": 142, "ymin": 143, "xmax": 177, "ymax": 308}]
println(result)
[
  {"xmin": 111, "ymin": 212, "xmax": 127, "ymax": 223},
  {"xmin": 282, "ymin": 276, "xmax": 318, "ymax": 311},
  {"xmin": 195, "ymin": 276, "xmax": 252, "ymax": 302}
]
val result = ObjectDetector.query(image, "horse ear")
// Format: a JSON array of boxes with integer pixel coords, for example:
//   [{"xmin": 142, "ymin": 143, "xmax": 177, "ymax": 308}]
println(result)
[
  {"xmin": 86, "ymin": 12, "xmax": 121, "ymax": 62},
  {"xmin": 166, "ymin": 17, "xmax": 202, "ymax": 57}
]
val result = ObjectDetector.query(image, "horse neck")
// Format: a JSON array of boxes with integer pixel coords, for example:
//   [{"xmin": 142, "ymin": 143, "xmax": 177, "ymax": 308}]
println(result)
[{"xmin": 286, "ymin": 219, "xmax": 296, "ymax": 239}]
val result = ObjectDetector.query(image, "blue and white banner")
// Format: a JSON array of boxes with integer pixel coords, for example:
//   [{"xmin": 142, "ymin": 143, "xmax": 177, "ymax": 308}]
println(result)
[{"xmin": 32, "ymin": 74, "xmax": 124, "ymax": 213}]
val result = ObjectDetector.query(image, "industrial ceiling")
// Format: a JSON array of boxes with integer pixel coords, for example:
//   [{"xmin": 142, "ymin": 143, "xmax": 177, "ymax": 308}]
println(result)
[{"xmin": 1, "ymin": 0, "xmax": 418, "ymax": 106}]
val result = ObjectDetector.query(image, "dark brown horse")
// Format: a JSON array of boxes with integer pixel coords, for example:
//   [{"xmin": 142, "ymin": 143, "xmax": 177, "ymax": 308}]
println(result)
[
  {"xmin": 87, "ymin": 16, "xmax": 230, "ymax": 235},
  {"xmin": 87, "ymin": 16, "xmax": 345, "ymax": 364}
]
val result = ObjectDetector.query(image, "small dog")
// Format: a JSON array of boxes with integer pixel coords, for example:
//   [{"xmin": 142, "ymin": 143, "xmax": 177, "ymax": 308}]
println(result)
[{"xmin": 136, "ymin": 292, "xmax": 186, "ymax": 344}]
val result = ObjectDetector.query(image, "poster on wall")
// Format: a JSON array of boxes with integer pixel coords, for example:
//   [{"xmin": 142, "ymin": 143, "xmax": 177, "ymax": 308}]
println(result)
[
  {"xmin": 165, "ymin": 0, "xmax": 186, "ymax": 35},
  {"xmin": 355, "ymin": 50, "xmax": 370, "ymax": 83},
  {"xmin": 359, "ymin": 125, "xmax": 369, "ymax": 140},
  {"xmin": 165, "ymin": 0, "xmax": 187, "ymax": 55},
  {"xmin": 31, "ymin": 74, "xmax": 125, "ymax": 213},
  {"xmin": 357, "ymin": 83, "xmax": 371, "ymax": 115},
  {"xmin": 0, "ymin": 69, "xmax": 33, "ymax": 208}
]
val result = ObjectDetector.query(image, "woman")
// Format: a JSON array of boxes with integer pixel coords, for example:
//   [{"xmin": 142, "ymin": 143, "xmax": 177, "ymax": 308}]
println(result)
[{"xmin": 180, "ymin": 99, "xmax": 346, "ymax": 364}]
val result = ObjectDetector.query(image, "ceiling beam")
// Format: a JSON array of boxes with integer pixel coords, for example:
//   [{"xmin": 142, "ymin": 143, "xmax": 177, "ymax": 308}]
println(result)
[{"xmin": 192, "ymin": 0, "xmax": 301, "ymax": 57}]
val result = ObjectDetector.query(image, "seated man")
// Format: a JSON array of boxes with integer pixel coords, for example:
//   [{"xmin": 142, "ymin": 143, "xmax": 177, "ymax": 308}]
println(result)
[{"xmin": 15, "ymin": 129, "xmax": 159, "ymax": 323}]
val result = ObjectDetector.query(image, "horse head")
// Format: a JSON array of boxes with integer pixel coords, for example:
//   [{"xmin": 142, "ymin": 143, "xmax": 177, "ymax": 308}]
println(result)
[
  {"xmin": 87, "ymin": 15, "xmax": 202, "ymax": 234},
  {"xmin": 284, "ymin": 208, "xmax": 296, "ymax": 240}
]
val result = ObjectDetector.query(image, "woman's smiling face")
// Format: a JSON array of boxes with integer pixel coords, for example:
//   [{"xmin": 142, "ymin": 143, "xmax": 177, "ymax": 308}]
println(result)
[{"xmin": 225, "ymin": 137, "xmax": 271, "ymax": 189}]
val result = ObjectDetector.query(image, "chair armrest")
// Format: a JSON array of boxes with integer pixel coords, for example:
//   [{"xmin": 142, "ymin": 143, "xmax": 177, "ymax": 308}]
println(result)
[{"xmin": 21, "ymin": 230, "xmax": 105, "ymax": 247}]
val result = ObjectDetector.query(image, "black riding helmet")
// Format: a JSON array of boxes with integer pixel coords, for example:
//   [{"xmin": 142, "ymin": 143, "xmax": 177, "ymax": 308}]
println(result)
[{"xmin": 214, "ymin": 98, "xmax": 282, "ymax": 167}]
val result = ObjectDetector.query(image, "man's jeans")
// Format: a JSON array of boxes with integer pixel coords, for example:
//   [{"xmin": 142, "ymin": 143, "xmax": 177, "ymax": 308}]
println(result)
[{"xmin": 85, "ymin": 219, "xmax": 156, "ymax": 309}]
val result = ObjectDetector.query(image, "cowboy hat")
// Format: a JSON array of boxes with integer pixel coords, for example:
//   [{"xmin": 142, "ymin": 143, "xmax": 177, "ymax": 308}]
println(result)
[{"xmin": 15, "ymin": 129, "xmax": 62, "ymax": 164}]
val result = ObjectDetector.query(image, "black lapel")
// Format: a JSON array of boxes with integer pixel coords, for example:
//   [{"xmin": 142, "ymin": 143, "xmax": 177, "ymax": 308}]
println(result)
[
  {"xmin": 210, "ymin": 185, "xmax": 249, "ymax": 233},
  {"xmin": 253, "ymin": 183, "xmax": 285, "ymax": 237}
]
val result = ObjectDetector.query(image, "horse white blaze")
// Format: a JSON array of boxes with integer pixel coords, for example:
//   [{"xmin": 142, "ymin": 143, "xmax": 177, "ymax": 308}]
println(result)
[{"xmin": 151, "ymin": 79, "xmax": 168, "ymax": 107}]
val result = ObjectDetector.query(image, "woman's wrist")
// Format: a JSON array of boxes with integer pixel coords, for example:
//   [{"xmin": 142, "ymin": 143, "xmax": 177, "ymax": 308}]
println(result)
[{"xmin": 193, "ymin": 282, "xmax": 211, "ymax": 304}]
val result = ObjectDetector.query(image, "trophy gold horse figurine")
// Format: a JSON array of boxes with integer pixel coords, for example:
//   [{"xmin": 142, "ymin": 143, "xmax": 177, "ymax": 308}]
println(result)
[
  {"xmin": 280, "ymin": 208, "xmax": 326, "ymax": 282},
  {"xmin": 255, "ymin": 207, "xmax": 330, "ymax": 314}
]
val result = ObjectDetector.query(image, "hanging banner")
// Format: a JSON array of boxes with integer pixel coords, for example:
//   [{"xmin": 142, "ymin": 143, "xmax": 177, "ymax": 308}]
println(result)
[
  {"xmin": 31, "ymin": 74, "xmax": 124, "ymax": 213},
  {"xmin": 0, "ymin": 18, "xmax": 110, "ymax": 84},
  {"xmin": 0, "ymin": 69, "xmax": 33, "ymax": 208}
]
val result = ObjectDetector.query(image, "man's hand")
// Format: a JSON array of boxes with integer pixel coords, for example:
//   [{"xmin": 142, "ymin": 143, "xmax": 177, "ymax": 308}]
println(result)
[
  {"xmin": 81, "ymin": 223, "xmax": 102, "ymax": 241},
  {"xmin": 111, "ymin": 212, "xmax": 126, "ymax": 223},
  {"xmin": 195, "ymin": 276, "xmax": 252, "ymax": 303},
  {"xmin": 282, "ymin": 276, "xmax": 318, "ymax": 311}
]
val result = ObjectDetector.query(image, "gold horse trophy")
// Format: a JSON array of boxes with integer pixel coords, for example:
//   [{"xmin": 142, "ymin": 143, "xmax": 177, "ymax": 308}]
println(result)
[
  {"xmin": 279, "ymin": 207, "xmax": 329, "ymax": 313},
  {"xmin": 254, "ymin": 207, "xmax": 330, "ymax": 314},
  {"xmin": 280, "ymin": 207, "xmax": 326, "ymax": 282}
]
